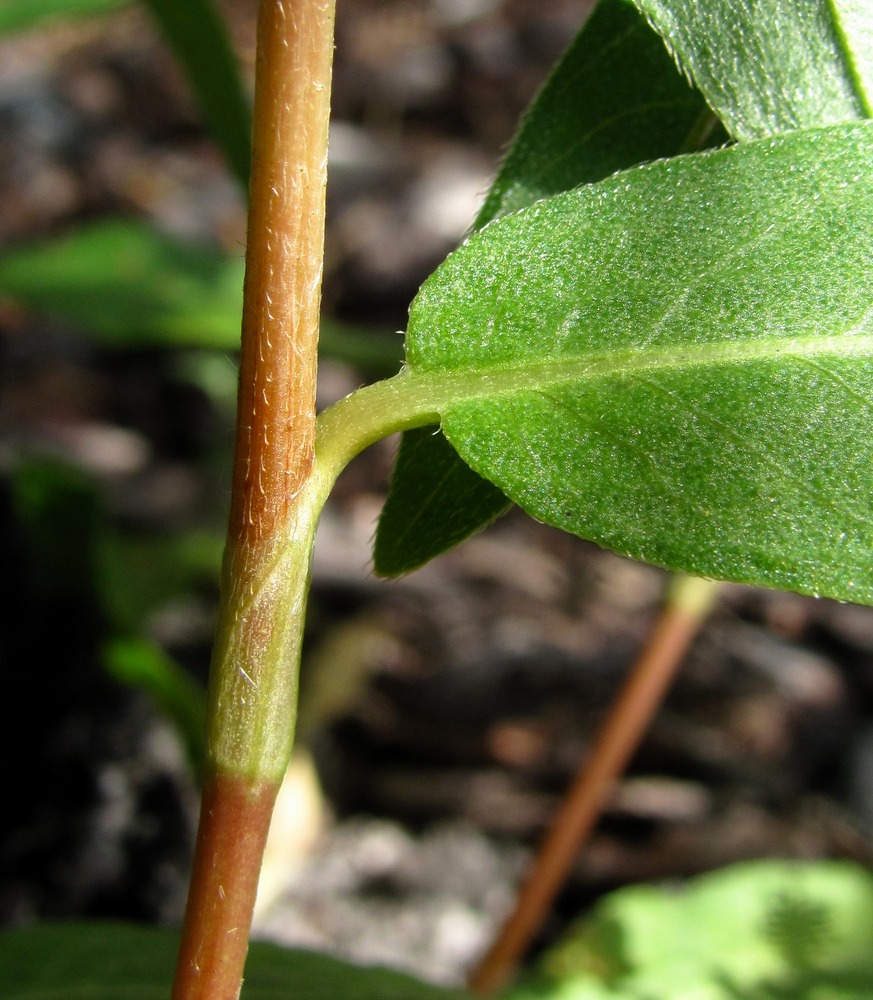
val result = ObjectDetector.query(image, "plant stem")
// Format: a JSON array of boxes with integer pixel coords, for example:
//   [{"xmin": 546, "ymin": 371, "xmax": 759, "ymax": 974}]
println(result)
[
  {"xmin": 171, "ymin": 1, "xmax": 336, "ymax": 997},
  {"xmin": 468, "ymin": 575, "xmax": 720, "ymax": 997},
  {"xmin": 170, "ymin": 774, "xmax": 276, "ymax": 999}
]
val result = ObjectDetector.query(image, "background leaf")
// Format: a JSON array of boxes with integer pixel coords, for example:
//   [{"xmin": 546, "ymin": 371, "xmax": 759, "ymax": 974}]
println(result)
[
  {"xmin": 632, "ymin": 0, "xmax": 873, "ymax": 140},
  {"xmin": 404, "ymin": 123, "xmax": 873, "ymax": 604},
  {"xmin": 508, "ymin": 860, "xmax": 873, "ymax": 1000},
  {"xmin": 472, "ymin": 0, "xmax": 715, "ymax": 229},
  {"xmin": 375, "ymin": 0, "xmax": 712, "ymax": 577},
  {"xmin": 103, "ymin": 637, "xmax": 206, "ymax": 775},
  {"xmin": 0, "ymin": 923, "xmax": 472, "ymax": 999},
  {"xmin": 0, "ymin": 220, "xmax": 401, "ymax": 374},
  {"xmin": 140, "ymin": 0, "xmax": 252, "ymax": 190},
  {"xmin": 0, "ymin": 0, "xmax": 128, "ymax": 35},
  {"xmin": 0, "ymin": 221, "xmax": 246, "ymax": 350},
  {"xmin": 375, "ymin": 426, "xmax": 511, "ymax": 576}
]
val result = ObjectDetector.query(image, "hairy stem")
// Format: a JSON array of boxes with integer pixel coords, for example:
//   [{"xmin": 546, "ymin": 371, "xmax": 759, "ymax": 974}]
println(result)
[{"xmin": 171, "ymin": 1, "xmax": 336, "ymax": 997}]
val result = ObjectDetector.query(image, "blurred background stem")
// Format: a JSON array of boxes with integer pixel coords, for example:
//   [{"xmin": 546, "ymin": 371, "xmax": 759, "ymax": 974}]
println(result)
[{"xmin": 469, "ymin": 575, "xmax": 721, "ymax": 996}]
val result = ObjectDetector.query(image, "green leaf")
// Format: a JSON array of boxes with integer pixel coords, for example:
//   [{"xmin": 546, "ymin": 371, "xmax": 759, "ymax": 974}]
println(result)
[
  {"xmin": 0, "ymin": 922, "xmax": 473, "ymax": 999},
  {"xmin": 402, "ymin": 123, "xmax": 873, "ymax": 604},
  {"xmin": 632, "ymin": 0, "xmax": 873, "ymax": 140},
  {"xmin": 141, "ymin": 0, "xmax": 252, "ymax": 190},
  {"xmin": 510, "ymin": 860, "xmax": 873, "ymax": 1000},
  {"xmin": 376, "ymin": 0, "xmax": 714, "ymax": 576},
  {"xmin": 0, "ymin": 0, "xmax": 128, "ymax": 35},
  {"xmin": 474, "ymin": 0, "xmax": 714, "ymax": 228},
  {"xmin": 0, "ymin": 220, "xmax": 246, "ymax": 350},
  {"xmin": 0, "ymin": 220, "xmax": 400, "ymax": 371},
  {"xmin": 375, "ymin": 426, "xmax": 510, "ymax": 576},
  {"xmin": 9, "ymin": 457, "xmax": 104, "ymax": 592},
  {"xmin": 0, "ymin": 0, "xmax": 250, "ymax": 216},
  {"xmin": 832, "ymin": 0, "xmax": 873, "ymax": 105},
  {"xmin": 103, "ymin": 637, "xmax": 205, "ymax": 774}
]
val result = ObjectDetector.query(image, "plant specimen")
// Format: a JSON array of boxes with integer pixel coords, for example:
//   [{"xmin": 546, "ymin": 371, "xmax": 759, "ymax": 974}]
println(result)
[{"xmin": 0, "ymin": 0, "xmax": 871, "ymax": 997}]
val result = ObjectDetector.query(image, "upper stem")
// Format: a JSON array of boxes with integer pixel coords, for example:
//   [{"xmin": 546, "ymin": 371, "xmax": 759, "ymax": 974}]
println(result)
[
  {"xmin": 231, "ymin": 0, "xmax": 334, "ymax": 553},
  {"xmin": 206, "ymin": 0, "xmax": 336, "ymax": 786}
]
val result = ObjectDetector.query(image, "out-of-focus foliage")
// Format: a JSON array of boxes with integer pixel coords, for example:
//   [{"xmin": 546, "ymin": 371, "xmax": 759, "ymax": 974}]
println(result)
[
  {"xmin": 0, "ymin": 923, "xmax": 473, "ymax": 999},
  {"xmin": 140, "ymin": 0, "xmax": 252, "ymax": 189},
  {"xmin": 509, "ymin": 860, "xmax": 873, "ymax": 1000},
  {"xmin": 0, "ymin": 221, "xmax": 401, "ymax": 375},
  {"xmin": 0, "ymin": 0, "xmax": 128, "ymax": 35},
  {"xmin": 9, "ymin": 458, "xmax": 216, "ymax": 772}
]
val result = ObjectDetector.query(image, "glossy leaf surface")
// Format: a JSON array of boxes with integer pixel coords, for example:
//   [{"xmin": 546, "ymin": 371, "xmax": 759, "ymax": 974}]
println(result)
[
  {"xmin": 404, "ymin": 123, "xmax": 873, "ymax": 603},
  {"xmin": 0, "ymin": 923, "xmax": 471, "ymax": 999},
  {"xmin": 376, "ymin": 0, "xmax": 712, "ymax": 576},
  {"xmin": 633, "ymin": 0, "xmax": 873, "ymax": 140}
]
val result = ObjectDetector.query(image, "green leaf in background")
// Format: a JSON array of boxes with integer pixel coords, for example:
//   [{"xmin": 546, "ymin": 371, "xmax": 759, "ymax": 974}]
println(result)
[
  {"xmin": 375, "ymin": 0, "xmax": 714, "ymax": 577},
  {"xmin": 0, "ymin": 0, "xmax": 128, "ymax": 35},
  {"xmin": 403, "ymin": 122, "xmax": 873, "ymax": 603},
  {"xmin": 473, "ymin": 0, "xmax": 714, "ymax": 229},
  {"xmin": 509, "ymin": 860, "xmax": 873, "ymax": 1000},
  {"xmin": 0, "ymin": 220, "xmax": 401, "ymax": 374},
  {"xmin": 0, "ymin": 0, "xmax": 252, "ymax": 195},
  {"xmin": 9, "ymin": 457, "xmax": 213, "ymax": 766},
  {"xmin": 0, "ymin": 923, "xmax": 473, "ymax": 1000},
  {"xmin": 0, "ymin": 220, "xmax": 246, "ymax": 349},
  {"xmin": 632, "ymin": 0, "xmax": 873, "ymax": 141},
  {"xmin": 99, "ymin": 529, "xmax": 224, "ymax": 634},
  {"xmin": 103, "ymin": 637, "xmax": 206, "ymax": 774},
  {"xmin": 140, "ymin": 0, "xmax": 252, "ymax": 190},
  {"xmin": 375, "ymin": 426, "xmax": 509, "ymax": 576},
  {"xmin": 9, "ymin": 457, "xmax": 104, "ymax": 592}
]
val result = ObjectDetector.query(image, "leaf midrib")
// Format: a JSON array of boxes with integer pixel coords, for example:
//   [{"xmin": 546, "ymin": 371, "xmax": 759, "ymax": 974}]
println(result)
[
  {"xmin": 412, "ymin": 329, "xmax": 873, "ymax": 407},
  {"xmin": 315, "ymin": 327, "xmax": 873, "ymax": 492}
]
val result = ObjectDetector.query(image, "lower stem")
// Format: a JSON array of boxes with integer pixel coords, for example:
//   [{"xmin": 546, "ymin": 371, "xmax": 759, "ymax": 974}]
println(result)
[
  {"xmin": 171, "ymin": 771, "xmax": 278, "ymax": 1000},
  {"xmin": 171, "ymin": 491, "xmax": 321, "ymax": 999}
]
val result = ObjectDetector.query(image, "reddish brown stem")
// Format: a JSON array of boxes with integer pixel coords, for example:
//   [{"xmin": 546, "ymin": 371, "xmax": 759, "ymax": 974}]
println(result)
[
  {"xmin": 468, "ymin": 577, "xmax": 719, "ymax": 996},
  {"xmin": 171, "ymin": 773, "xmax": 278, "ymax": 1000},
  {"xmin": 231, "ymin": 0, "xmax": 336, "ymax": 555},
  {"xmin": 171, "ymin": 1, "xmax": 336, "ymax": 997}
]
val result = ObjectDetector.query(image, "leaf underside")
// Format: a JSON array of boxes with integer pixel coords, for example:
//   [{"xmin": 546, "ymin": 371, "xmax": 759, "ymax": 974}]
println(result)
[
  {"xmin": 405, "ymin": 123, "xmax": 873, "ymax": 604},
  {"xmin": 375, "ymin": 0, "xmax": 711, "ymax": 576},
  {"xmin": 632, "ymin": 0, "xmax": 872, "ymax": 140}
]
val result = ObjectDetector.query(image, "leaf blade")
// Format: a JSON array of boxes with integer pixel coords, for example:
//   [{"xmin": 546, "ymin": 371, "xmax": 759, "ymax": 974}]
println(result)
[
  {"xmin": 376, "ymin": 0, "xmax": 713, "ymax": 576},
  {"xmin": 831, "ymin": 0, "xmax": 873, "ymax": 113},
  {"xmin": 632, "ymin": 0, "xmax": 871, "ymax": 139},
  {"xmin": 0, "ymin": 922, "xmax": 472, "ymax": 999},
  {"xmin": 0, "ymin": 0, "xmax": 128, "ymax": 35},
  {"xmin": 141, "ymin": 0, "xmax": 252, "ymax": 189},
  {"xmin": 404, "ymin": 123, "xmax": 873, "ymax": 603}
]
